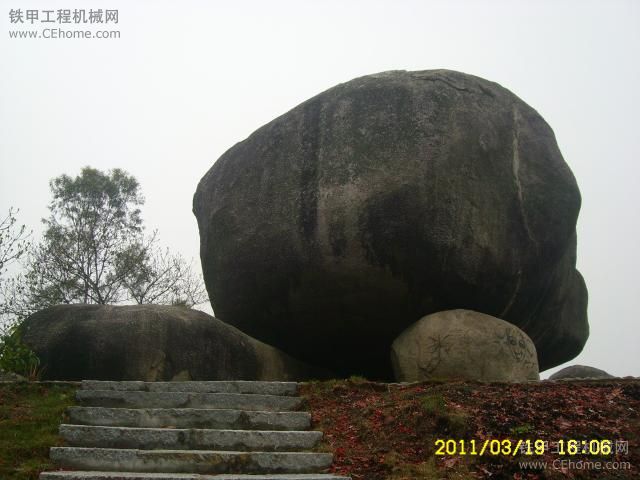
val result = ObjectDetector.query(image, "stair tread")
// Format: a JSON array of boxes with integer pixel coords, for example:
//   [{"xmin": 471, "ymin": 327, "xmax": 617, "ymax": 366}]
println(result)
[
  {"xmin": 59, "ymin": 425, "xmax": 322, "ymax": 451},
  {"xmin": 81, "ymin": 381, "xmax": 298, "ymax": 396},
  {"xmin": 61, "ymin": 425, "xmax": 319, "ymax": 434},
  {"xmin": 50, "ymin": 447, "xmax": 334, "ymax": 474},
  {"xmin": 66, "ymin": 407, "xmax": 311, "ymax": 430},
  {"xmin": 52, "ymin": 447, "xmax": 332, "ymax": 455},
  {"xmin": 75, "ymin": 391, "xmax": 303, "ymax": 411},
  {"xmin": 41, "ymin": 472, "xmax": 351, "ymax": 479}
]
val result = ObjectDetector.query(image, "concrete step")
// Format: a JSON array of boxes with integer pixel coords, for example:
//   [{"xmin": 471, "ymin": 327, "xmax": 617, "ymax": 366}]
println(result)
[
  {"xmin": 60, "ymin": 425, "xmax": 323, "ymax": 451},
  {"xmin": 81, "ymin": 381, "xmax": 298, "ymax": 396},
  {"xmin": 40, "ymin": 472, "xmax": 351, "ymax": 480},
  {"xmin": 76, "ymin": 390, "xmax": 303, "ymax": 411},
  {"xmin": 67, "ymin": 407, "xmax": 311, "ymax": 431},
  {"xmin": 50, "ymin": 447, "xmax": 334, "ymax": 475}
]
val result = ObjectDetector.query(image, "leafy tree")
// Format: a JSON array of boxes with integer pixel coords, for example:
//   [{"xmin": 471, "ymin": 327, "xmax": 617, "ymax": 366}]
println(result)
[
  {"xmin": 16, "ymin": 166, "xmax": 208, "ymax": 310},
  {"xmin": 26, "ymin": 167, "xmax": 146, "ymax": 305}
]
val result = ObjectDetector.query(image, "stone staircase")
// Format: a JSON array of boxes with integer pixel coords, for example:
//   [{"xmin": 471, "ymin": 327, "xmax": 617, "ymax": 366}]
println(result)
[{"xmin": 40, "ymin": 380, "xmax": 350, "ymax": 480}]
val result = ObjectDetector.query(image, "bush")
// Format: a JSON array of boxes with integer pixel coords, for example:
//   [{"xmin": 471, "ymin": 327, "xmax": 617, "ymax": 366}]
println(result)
[{"xmin": 0, "ymin": 323, "xmax": 40, "ymax": 379}]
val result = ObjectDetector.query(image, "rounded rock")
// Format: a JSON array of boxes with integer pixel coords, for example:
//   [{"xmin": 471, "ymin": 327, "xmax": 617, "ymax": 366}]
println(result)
[
  {"xmin": 21, "ymin": 304, "xmax": 325, "ymax": 381},
  {"xmin": 193, "ymin": 69, "xmax": 588, "ymax": 378},
  {"xmin": 549, "ymin": 365, "xmax": 614, "ymax": 380},
  {"xmin": 390, "ymin": 309, "xmax": 540, "ymax": 382}
]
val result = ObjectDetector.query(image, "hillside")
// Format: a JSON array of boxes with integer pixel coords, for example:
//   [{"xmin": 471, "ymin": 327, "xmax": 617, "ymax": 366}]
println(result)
[
  {"xmin": 302, "ymin": 378, "xmax": 639, "ymax": 479},
  {"xmin": 1, "ymin": 379, "xmax": 637, "ymax": 479}
]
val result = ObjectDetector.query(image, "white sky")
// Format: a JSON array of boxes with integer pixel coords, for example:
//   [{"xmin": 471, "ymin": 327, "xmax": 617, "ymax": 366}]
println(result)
[{"xmin": 1, "ymin": 0, "xmax": 638, "ymax": 378}]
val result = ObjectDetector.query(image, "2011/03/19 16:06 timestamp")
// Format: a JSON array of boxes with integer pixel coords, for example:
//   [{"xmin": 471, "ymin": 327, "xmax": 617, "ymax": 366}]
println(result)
[{"xmin": 435, "ymin": 439, "xmax": 614, "ymax": 457}]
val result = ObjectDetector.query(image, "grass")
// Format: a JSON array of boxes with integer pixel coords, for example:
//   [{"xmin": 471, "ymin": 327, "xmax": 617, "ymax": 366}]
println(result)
[
  {"xmin": 510, "ymin": 423, "xmax": 534, "ymax": 435},
  {"xmin": 383, "ymin": 454, "xmax": 441, "ymax": 480},
  {"xmin": 420, "ymin": 393, "xmax": 447, "ymax": 416},
  {"xmin": 0, "ymin": 382, "xmax": 75, "ymax": 480},
  {"xmin": 420, "ymin": 393, "xmax": 469, "ymax": 438}
]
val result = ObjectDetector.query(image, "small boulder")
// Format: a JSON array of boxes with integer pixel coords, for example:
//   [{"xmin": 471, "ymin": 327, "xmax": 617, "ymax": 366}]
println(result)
[
  {"xmin": 0, "ymin": 369, "xmax": 26, "ymax": 382},
  {"xmin": 548, "ymin": 365, "xmax": 614, "ymax": 380},
  {"xmin": 390, "ymin": 309, "xmax": 539, "ymax": 382},
  {"xmin": 21, "ymin": 304, "xmax": 328, "ymax": 381}
]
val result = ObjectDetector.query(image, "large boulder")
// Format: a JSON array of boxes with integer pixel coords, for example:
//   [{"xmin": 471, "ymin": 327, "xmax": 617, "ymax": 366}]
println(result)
[
  {"xmin": 549, "ymin": 365, "xmax": 614, "ymax": 380},
  {"xmin": 21, "ymin": 304, "xmax": 328, "ymax": 381},
  {"xmin": 390, "ymin": 310, "xmax": 539, "ymax": 383},
  {"xmin": 193, "ymin": 69, "xmax": 588, "ymax": 379}
]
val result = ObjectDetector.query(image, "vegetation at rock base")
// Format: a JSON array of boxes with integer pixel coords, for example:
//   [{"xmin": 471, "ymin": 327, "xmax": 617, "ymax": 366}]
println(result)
[
  {"xmin": 0, "ymin": 382, "xmax": 75, "ymax": 479},
  {"xmin": 301, "ymin": 378, "xmax": 640, "ymax": 479},
  {"xmin": 0, "ymin": 326, "xmax": 40, "ymax": 379},
  {"xmin": 0, "ymin": 208, "xmax": 40, "ymax": 379}
]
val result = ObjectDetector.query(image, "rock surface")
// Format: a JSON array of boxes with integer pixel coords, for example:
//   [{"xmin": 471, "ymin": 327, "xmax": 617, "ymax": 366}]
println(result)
[
  {"xmin": 549, "ymin": 365, "xmax": 614, "ymax": 380},
  {"xmin": 193, "ymin": 69, "xmax": 588, "ymax": 378},
  {"xmin": 21, "ymin": 304, "xmax": 327, "ymax": 381},
  {"xmin": 390, "ymin": 309, "xmax": 539, "ymax": 382}
]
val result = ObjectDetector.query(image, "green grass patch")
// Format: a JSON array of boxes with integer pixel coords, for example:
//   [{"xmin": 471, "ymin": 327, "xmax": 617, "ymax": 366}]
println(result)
[
  {"xmin": 510, "ymin": 423, "xmax": 534, "ymax": 435},
  {"xmin": 420, "ymin": 393, "xmax": 469, "ymax": 437},
  {"xmin": 384, "ymin": 453, "xmax": 441, "ymax": 479},
  {"xmin": 420, "ymin": 393, "xmax": 447, "ymax": 416},
  {"xmin": 0, "ymin": 383, "xmax": 75, "ymax": 479}
]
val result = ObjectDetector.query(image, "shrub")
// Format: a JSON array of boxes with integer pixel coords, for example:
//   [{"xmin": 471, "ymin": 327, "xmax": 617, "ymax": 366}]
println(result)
[{"xmin": 0, "ymin": 323, "xmax": 40, "ymax": 379}]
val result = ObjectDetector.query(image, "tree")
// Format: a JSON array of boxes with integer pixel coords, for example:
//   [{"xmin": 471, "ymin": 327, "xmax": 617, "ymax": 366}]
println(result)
[
  {"xmin": 0, "ymin": 169, "xmax": 209, "ymax": 376},
  {"xmin": 0, "ymin": 208, "xmax": 31, "ymax": 328},
  {"xmin": 121, "ymin": 245, "xmax": 209, "ymax": 307},
  {"xmin": 26, "ymin": 167, "xmax": 146, "ymax": 305},
  {"xmin": 0, "ymin": 208, "xmax": 30, "ymax": 282},
  {"xmin": 1, "ymin": 167, "xmax": 209, "ymax": 320}
]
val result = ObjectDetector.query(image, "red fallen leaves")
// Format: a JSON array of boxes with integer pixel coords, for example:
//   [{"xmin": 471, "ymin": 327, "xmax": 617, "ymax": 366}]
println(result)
[
  {"xmin": 300, "ymin": 379, "xmax": 640, "ymax": 479},
  {"xmin": 554, "ymin": 416, "xmax": 574, "ymax": 431},
  {"xmin": 442, "ymin": 456, "xmax": 460, "ymax": 468}
]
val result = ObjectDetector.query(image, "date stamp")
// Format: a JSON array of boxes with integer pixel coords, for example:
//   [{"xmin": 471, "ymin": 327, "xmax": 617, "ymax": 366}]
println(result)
[{"xmin": 434, "ymin": 439, "xmax": 616, "ymax": 457}]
